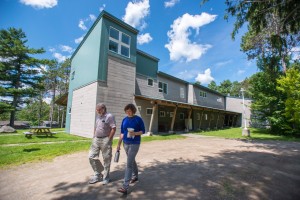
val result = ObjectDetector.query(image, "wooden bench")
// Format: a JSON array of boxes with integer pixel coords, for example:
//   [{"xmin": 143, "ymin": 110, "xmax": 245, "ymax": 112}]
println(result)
[{"xmin": 23, "ymin": 132, "xmax": 33, "ymax": 138}]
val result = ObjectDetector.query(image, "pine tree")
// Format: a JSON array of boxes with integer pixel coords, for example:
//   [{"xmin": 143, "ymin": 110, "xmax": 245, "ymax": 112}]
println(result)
[{"xmin": 0, "ymin": 28, "xmax": 49, "ymax": 126}]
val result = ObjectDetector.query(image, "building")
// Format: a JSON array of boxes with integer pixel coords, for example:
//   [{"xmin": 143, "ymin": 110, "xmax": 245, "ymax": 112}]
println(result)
[{"xmin": 65, "ymin": 11, "xmax": 248, "ymax": 138}]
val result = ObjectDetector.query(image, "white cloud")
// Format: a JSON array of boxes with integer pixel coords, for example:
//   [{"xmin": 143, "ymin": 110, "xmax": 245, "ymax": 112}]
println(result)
[
  {"xmin": 75, "ymin": 35, "xmax": 84, "ymax": 44},
  {"xmin": 137, "ymin": 33, "xmax": 153, "ymax": 45},
  {"xmin": 20, "ymin": 0, "xmax": 57, "ymax": 9},
  {"xmin": 164, "ymin": 0, "xmax": 180, "ymax": 8},
  {"xmin": 78, "ymin": 19, "xmax": 87, "ymax": 30},
  {"xmin": 99, "ymin": 4, "xmax": 106, "ymax": 12},
  {"xmin": 53, "ymin": 52, "xmax": 66, "ymax": 63},
  {"xmin": 176, "ymin": 69, "xmax": 199, "ymax": 80},
  {"xmin": 60, "ymin": 45, "xmax": 74, "ymax": 53},
  {"xmin": 237, "ymin": 70, "xmax": 245, "ymax": 75},
  {"xmin": 165, "ymin": 12, "xmax": 217, "ymax": 62},
  {"xmin": 122, "ymin": 0, "xmax": 150, "ymax": 30},
  {"xmin": 195, "ymin": 68, "xmax": 214, "ymax": 84},
  {"xmin": 49, "ymin": 48, "xmax": 56, "ymax": 52},
  {"xmin": 89, "ymin": 14, "xmax": 96, "ymax": 21},
  {"xmin": 215, "ymin": 59, "xmax": 232, "ymax": 67}
]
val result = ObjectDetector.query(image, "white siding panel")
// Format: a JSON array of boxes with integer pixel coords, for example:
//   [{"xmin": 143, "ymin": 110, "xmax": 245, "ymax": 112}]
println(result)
[{"xmin": 70, "ymin": 82, "xmax": 98, "ymax": 138}]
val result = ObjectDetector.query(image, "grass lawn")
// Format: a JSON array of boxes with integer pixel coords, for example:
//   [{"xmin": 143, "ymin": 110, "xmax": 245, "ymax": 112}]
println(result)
[
  {"xmin": 1, "ymin": 127, "xmax": 298, "ymax": 169},
  {"xmin": 191, "ymin": 127, "xmax": 300, "ymax": 142},
  {"xmin": 0, "ymin": 129, "xmax": 185, "ymax": 169}
]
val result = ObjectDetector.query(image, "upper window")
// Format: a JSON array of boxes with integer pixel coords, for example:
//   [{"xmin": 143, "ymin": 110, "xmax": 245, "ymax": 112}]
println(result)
[
  {"xmin": 158, "ymin": 81, "xmax": 168, "ymax": 94},
  {"xmin": 180, "ymin": 87, "xmax": 185, "ymax": 98},
  {"xmin": 109, "ymin": 27, "xmax": 130, "ymax": 58},
  {"xmin": 147, "ymin": 78, "xmax": 154, "ymax": 86},
  {"xmin": 199, "ymin": 91, "xmax": 207, "ymax": 98},
  {"xmin": 71, "ymin": 71, "xmax": 75, "ymax": 80}
]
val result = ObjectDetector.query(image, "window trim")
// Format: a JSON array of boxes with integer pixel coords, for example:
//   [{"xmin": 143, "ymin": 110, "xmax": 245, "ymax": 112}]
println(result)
[
  {"xmin": 158, "ymin": 81, "xmax": 168, "ymax": 94},
  {"xmin": 109, "ymin": 27, "xmax": 131, "ymax": 58},
  {"xmin": 180, "ymin": 87, "xmax": 185, "ymax": 98},
  {"xmin": 147, "ymin": 78, "xmax": 154, "ymax": 87},
  {"xmin": 159, "ymin": 111, "xmax": 165, "ymax": 117},
  {"xmin": 146, "ymin": 108, "xmax": 153, "ymax": 115}
]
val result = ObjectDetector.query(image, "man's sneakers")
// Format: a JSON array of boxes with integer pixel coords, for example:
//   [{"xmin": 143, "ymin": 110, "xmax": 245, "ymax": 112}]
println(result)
[
  {"xmin": 102, "ymin": 179, "xmax": 110, "ymax": 185},
  {"xmin": 88, "ymin": 175, "xmax": 102, "ymax": 184}
]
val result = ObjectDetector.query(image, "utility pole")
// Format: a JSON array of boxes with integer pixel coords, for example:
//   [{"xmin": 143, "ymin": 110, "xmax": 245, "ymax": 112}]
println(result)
[{"xmin": 241, "ymin": 88, "xmax": 250, "ymax": 136}]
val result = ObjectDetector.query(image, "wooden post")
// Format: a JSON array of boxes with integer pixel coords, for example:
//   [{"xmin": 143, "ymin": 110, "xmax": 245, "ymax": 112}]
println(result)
[
  {"xmin": 169, "ymin": 106, "xmax": 177, "ymax": 133},
  {"xmin": 147, "ymin": 103, "xmax": 157, "ymax": 136}
]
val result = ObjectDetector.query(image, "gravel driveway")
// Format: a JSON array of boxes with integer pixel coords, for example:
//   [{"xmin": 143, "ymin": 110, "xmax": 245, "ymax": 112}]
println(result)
[{"xmin": 0, "ymin": 134, "xmax": 300, "ymax": 200}]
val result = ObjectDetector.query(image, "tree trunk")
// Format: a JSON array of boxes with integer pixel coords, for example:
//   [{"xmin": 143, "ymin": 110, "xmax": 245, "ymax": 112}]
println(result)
[{"xmin": 61, "ymin": 109, "xmax": 65, "ymax": 128}]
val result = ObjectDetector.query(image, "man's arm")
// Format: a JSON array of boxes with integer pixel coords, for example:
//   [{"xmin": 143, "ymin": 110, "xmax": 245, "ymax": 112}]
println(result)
[{"xmin": 108, "ymin": 127, "xmax": 116, "ymax": 140}]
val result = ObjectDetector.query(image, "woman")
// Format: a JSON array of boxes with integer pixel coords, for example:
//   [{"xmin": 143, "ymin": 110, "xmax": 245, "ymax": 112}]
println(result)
[{"xmin": 117, "ymin": 103, "xmax": 145, "ymax": 194}]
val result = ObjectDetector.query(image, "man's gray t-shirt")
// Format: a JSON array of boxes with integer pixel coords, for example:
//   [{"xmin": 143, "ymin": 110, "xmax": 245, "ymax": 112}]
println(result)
[{"xmin": 95, "ymin": 113, "xmax": 116, "ymax": 137}]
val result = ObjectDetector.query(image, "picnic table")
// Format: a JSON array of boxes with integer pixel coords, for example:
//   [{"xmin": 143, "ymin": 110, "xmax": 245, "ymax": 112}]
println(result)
[{"xmin": 24, "ymin": 126, "xmax": 56, "ymax": 138}]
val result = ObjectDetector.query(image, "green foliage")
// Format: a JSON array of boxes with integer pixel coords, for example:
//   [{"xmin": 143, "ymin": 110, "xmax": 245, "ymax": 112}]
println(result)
[
  {"xmin": 194, "ymin": 127, "xmax": 300, "ymax": 141},
  {"xmin": 208, "ymin": 81, "xmax": 218, "ymax": 91},
  {"xmin": 0, "ymin": 27, "xmax": 49, "ymax": 126},
  {"xmin": 208, "ymin": 79, "xmax": 251, "ymax": 98},
  {"xmin": 201, "ymin": 0, "xmax": 300, "ymax": 135},
  {"xmin": 16, "ymin": 100, "xmax": 50, "ymax": 125},
  {"xmin": 277, "ymin": 63, "xmax": 300, "ymax": 133},
  {"xmin": 248, "ymin": 71, "xmax": 289, "ymax": 133}
]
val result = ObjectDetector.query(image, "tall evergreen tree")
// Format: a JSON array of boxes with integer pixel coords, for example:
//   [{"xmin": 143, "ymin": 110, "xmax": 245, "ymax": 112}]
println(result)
[{"xmin": 0, "ymin": 28, "xmax": 48, "ymax": 126}]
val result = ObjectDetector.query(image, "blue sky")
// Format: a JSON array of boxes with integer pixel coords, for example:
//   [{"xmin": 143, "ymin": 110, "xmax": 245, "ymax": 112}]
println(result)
[{"xmin": 0, "ymin": 0, "xmax": 259, "ymax": 85}]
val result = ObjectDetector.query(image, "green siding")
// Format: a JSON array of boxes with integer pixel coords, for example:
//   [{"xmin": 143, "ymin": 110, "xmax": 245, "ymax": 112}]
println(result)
[
  {"xmin": 101, "ymin": 18, "xmax": 137, "ymax": 65},
  {"xmin": 66, "ymin": 11, "xmax": 139, "ymax": 133},
  {"xmin": 136, "ymin": 51, "xmax": 158, "ymax": 78}
]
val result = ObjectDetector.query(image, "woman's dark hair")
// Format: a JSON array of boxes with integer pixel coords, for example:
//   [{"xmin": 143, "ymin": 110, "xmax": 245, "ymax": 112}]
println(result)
[{"xmin": 124, "ymin": 103, "xmax": 137, "ymax": 114}]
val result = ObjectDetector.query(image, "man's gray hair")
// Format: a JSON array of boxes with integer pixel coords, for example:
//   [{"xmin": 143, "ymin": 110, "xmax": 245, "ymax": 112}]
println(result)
[{"xmin": 96, "ymin": 103, "xmax": 106, "ymax": 112}]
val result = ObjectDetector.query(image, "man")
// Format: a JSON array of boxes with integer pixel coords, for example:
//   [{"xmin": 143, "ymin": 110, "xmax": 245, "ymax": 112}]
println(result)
[{"xmin": 88, "ymin": 103, "xmax": 116, "ymax": 185}]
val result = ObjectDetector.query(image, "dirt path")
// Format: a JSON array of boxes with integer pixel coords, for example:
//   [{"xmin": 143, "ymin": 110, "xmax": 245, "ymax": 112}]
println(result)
[{"xmin": 1, "ymin": 134, "xmax": 300, "ymax": 200}]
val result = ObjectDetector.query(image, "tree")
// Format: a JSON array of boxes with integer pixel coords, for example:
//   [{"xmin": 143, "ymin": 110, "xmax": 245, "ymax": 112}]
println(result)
[
  {"xmin": 208, "ymin": 80, "xmax": 218, "ymax": 91},
  {"xmin": 0, "ymin": 28, "xmax": 48, "ymax": 126},
  {"xmin": 248, "ymin": 70, "xmax": 287, "ymax": 133},
  {"xmin": 17, "ymin": 100, "xmax": 50, "ymax": 125},
  {"xmin": 277, "ymin": 63, "xmax": 300, "ymax": 132},
  {"xmin": 218, "ymin": 79, "xmax": 233, "ymax": 95},
  {"xmin": 43, "ymin": 58, "xmax": 71, "ymax": 127},
  {"xmin": 201, "ymin": 0, "xmax": 300, "ymax": 134}
]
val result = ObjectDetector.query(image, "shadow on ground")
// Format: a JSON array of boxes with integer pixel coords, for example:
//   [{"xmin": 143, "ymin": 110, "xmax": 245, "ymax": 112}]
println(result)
[{"xmin": 48, "ymin": 141, "xmax": 300, "ymax": 200}]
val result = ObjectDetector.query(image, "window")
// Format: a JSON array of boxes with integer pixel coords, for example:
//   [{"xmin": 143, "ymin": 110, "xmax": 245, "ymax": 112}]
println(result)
[
  {"xmin": 197, "ymin": 113, "xmax": 200, "ymax": 120},
  {"xmin": 180, "ymin": 87, "xmax": 185, "ymax": 98},
  {"xmin": 179, "ymin": 113, "xmax": 184, "ymax": 120},
  {"xmin": 217, "ymin": 98, "xmax": 222, "ymax": 103},
  {"xmin": 205, "ymin": 114, "xmax": 208, "ymax": 120},
  {"xmin": 170, "ymin": 112, "xmax": 174, "ymax": 117},
  {"xmin": 199, "ymin": 91, "xmax": 207, "ymax": 98},
  {"xmin": 160, "ymin": 111, "xmax": 165, "ymax": 117},
  {"xmin": 137, "ymin": 106, "xmax": 141, "ymax": 112},
  {"xmin": 71, "ymin": 71, "xmax": 75, "ymax": 80},
  {"xmin": 68, "ymin": 107, "xmax": 71, "ymax": 114},
  {"xmin": 109, "ymin": 27, "xmax": 130, "ymax": 58},
  {"xmin": 158, "ymin": 81, "xmax": 168, "ymax": 94},
  {"xmin": 146, "ymin": 108, "xmax": 153, "ymax": 115},
  {"xmin": 147, "ymin": 78, "xmax": 154, "ymax": 86}
]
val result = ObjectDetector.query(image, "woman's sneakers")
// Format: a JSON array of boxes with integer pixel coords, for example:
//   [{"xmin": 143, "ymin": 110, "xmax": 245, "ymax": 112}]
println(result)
[
  {"xmin": 117, "ymin": 187, "xmax": 128, "ymax": 194},
  {"xmin": 129, "ymin": 177, "xmax": 139, "ymax": 184}
]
